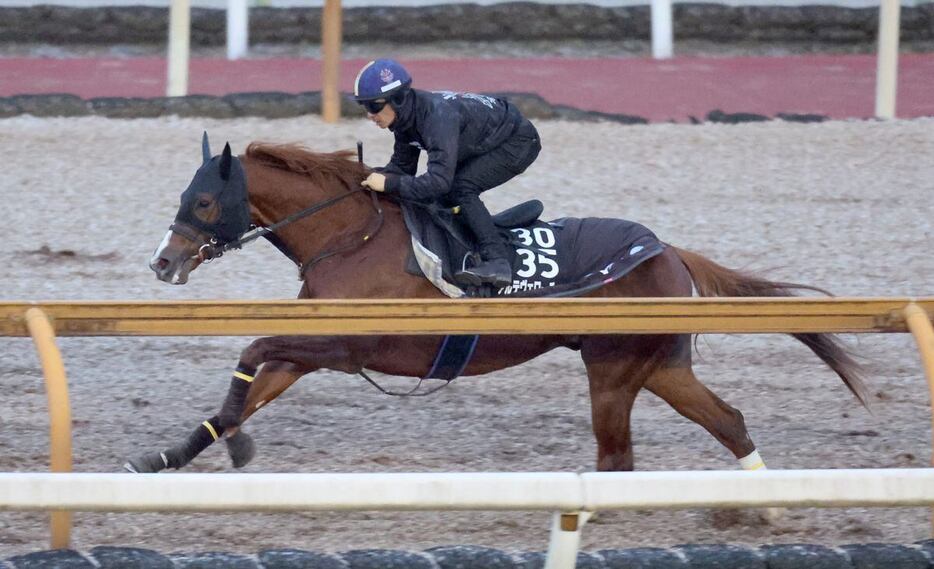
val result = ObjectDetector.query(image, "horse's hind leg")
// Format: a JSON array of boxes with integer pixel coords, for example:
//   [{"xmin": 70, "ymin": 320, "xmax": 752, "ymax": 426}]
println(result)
[
  {"xmin": 587, "ymin": 365, "xmax": 641, "ymax": 472},
  {"xmin": 582, "ymin": 334, "xmax": 672, "ymax": 472},
  {"xmin": 644, "ymin": 366, "xmax": 762, "ymax": 467},
  {"xmin": 645, "ymin": 366, "xmax": 784, "ymax": 522},
  {"xmin": 646, "ymin": 367, "xmax": 769, "ymax": 469},
  {"xmin": 124, "ymin": 361, "xmax": 305, "ymax": 473}
]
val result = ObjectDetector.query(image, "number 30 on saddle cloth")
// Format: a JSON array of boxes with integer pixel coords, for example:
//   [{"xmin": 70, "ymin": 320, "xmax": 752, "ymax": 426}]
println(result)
[
  {"xmin": 401, "ymin": 199, "xmax": 665, "ymax": 299},
  {"xmin": 401, "ymin": 199, "xmax": 666, "ymax": 381}
]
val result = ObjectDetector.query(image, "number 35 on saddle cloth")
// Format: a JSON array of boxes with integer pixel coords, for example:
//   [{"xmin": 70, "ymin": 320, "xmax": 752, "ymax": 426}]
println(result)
[
  {"xmin": 400, "ymin": 199, "xmax": 665, "ymax": 299},
  {"xmin": 400, "ymin": 199, "xmax": 666, "ymax": 381}
]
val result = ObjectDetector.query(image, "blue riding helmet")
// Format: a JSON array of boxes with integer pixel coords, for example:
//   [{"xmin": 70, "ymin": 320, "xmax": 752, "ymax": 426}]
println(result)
[{"xmin": 353, "ymin": 59, "xmax": 412, "ymax": 103}]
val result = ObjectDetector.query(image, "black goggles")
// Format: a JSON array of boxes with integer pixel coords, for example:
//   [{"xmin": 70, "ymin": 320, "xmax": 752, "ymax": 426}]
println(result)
[{"xmin": 360, "ymin": 99, "xmax": 387, "ymax": 114}]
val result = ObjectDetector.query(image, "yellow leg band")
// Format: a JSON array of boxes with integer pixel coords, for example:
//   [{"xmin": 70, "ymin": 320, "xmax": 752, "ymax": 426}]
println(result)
[
  {"xmin": 202, "ymin": 421, "xmax": 219, "ymax": 441},
  {"xmin": 233, "ymin": 371, "xmax": 255, "ymax": 382}
]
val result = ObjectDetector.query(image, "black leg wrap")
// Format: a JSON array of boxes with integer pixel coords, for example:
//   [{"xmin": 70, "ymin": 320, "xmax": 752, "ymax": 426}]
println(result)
[
  {"xmin": 123, "ymin": 451, "xmax": 168, "ymax": 474},
  {"xmin": 163, "ymin": 416, "xmax": 225, "ymax": 469},
  {"xmin": 218, "ymin": 361, "xmax": 256, "ymax": 428},
  {"xmin": 226, "ymin": 429, "xmax": 257, "ymax": 469}
]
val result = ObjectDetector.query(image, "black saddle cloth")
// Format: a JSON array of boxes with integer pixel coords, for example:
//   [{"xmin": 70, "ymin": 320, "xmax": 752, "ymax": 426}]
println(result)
[{"xmin": 401, "ymin": 199, "xmax": 664, "ymax": 298}]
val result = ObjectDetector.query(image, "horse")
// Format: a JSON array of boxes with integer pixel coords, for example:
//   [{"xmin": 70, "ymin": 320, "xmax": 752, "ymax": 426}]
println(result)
[{"xmin": 127, "ymin": 134, "xmax": 868, "ymax": 478}]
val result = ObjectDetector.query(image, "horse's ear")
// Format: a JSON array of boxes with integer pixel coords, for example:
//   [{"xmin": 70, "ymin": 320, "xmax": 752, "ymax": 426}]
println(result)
[
  {"xmin": 219, "ymin": 142, "xmax": 232, "ymax": 181},
  {"xmin": 202, "ymin": 131, "xmax": 211, "ymax": 164}
]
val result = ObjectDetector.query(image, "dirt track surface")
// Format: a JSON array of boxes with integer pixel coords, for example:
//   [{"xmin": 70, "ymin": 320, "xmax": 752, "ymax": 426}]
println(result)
[{"xmin": 0, "ymin": 116, "xmax": 933, "ymax": 556}]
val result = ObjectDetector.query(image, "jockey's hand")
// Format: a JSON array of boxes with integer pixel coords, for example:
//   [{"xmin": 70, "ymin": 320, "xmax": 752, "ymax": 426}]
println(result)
[{"xmin": 361, "ymin": 173, "xmax": 386, "ymax": 192}]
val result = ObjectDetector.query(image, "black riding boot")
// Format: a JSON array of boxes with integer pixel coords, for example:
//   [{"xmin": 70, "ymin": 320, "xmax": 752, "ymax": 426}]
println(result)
[{"xmin": 455, "ymin": 200, "xmax": 513, "ymax": 288}]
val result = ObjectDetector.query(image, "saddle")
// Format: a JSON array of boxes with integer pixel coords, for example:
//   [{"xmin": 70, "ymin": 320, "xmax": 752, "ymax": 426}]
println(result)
[{"xmin": 400, "ymin": 199, "xmax": 665, "ymax": 298}]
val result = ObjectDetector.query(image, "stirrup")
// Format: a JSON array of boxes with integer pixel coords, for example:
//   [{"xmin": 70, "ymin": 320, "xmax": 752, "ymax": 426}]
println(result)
[{"xmin": 455, "ymin": 259, "xmax": 512, "ymax": 288}]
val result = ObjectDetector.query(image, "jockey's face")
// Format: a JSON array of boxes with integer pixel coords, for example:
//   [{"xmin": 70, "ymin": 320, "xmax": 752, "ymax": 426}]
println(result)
[{"xmin": 367, "ymin": 101, "xmax": 396, "ymax": 129}]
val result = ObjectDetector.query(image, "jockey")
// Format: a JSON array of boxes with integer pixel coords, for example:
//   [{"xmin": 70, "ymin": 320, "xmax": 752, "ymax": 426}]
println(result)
[{"xmin": 354, "ymin": 58, "xmax": 542, "ymax": 288}]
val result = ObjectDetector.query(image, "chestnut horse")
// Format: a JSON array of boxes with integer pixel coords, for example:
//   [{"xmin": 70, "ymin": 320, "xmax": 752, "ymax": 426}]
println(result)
[{"xmin": 127, "ymin": 136, "xmax": 867, "ymax": 475}]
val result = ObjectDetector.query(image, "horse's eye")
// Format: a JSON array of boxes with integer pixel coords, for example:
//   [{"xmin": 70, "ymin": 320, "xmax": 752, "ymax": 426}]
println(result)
[{"xmin": 197, "ymin": 199, "xmax": 211, "ymax": 208}]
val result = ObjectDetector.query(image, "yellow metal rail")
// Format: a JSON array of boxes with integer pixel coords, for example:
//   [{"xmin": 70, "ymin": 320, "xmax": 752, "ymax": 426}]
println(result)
[
  {"xmin": 24, "ymin": 308, "xmax": 72, "ymax": 549},
  {"xmin": 1, "ymin": 297, "xmax": 932, "ymax": 337}
]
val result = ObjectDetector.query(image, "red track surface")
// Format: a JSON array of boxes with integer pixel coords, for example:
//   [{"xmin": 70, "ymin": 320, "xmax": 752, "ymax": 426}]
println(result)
[{"xmin": 1, "ymin": 55, "xmax": 932, "ymax": 122}]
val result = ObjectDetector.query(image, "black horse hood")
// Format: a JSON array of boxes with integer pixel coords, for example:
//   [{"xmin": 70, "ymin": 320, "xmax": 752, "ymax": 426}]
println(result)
[{"xmin": 175, "ymin": 141, "xmax": 251, "ymax": 245}]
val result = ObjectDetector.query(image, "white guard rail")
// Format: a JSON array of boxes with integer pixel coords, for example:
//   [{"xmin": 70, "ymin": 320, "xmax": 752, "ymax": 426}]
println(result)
[
  {"xmin": 3, "ymin": 469, "xmax": 934, "ymax": 569},
  {"xmin": 4, "ymin": 469, "xmax": 934, "ymax": 511}
]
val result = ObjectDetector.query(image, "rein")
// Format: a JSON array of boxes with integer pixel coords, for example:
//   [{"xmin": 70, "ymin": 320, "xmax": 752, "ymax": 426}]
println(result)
[
  {"xmin": 195, "ymin": 187, "xmax": 384, "ymax": 279},
  {"xmin": 358, "ymin": 370, "xmax": 453, "ymax": 397},
  {"xmin": 299, "ymin": 190, "xmax": 383, "ymax": 278}
]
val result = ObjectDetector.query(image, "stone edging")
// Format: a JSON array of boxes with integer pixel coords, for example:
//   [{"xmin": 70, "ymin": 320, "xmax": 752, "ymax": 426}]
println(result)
[
  {"xmin": 6, "ymin": 542, "xmax": 934, "ymax": 568},
  {"xmin": 0, "ymin": 91, "xmax": 836, "ymax": 124},
  {"xmin": 1, "ymin": 4, "xmax": 933, "ymax": 45}
]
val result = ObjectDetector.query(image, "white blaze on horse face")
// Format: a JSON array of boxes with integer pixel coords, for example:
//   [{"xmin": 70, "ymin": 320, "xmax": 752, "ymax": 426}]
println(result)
[
  {"xmin": 150, "ymin": 231, "xmax": 173, "ymax": 269},
  {"xmin": 150, "ymin": 230, "xmax": 193, "ymax": 284}
]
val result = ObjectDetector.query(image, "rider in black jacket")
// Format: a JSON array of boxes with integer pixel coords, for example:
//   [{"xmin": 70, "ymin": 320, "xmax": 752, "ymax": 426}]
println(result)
[{"xmin": 354, "ymin": 58, "xmax": 542, "ymax": 288}]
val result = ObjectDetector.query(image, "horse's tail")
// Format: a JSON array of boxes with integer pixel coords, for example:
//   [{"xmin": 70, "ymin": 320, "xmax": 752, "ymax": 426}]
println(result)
[{"xmin": 671, "ymin": 245, "xmax": 869, "ymax": 408}]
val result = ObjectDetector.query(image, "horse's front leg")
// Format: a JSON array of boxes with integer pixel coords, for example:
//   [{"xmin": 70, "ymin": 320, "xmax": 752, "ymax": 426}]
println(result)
[
  {"xmin": 125, "ymin": 335, "xmax": 379, "ymax": 473},
  {"xmin": 218, "ymin": 334, "xmax": 378, "ymax": 427},
  {"xmin": 220, "ymin": 359, "xmax": 310, "ymax": 469},
  {"xmin": 124, "ymin": 360, "xmax": 307, "ymax": 473}
]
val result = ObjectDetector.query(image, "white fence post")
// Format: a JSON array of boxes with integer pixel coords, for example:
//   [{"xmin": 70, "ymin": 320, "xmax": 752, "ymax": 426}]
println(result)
[
  {"xmin": 544, "ymin": 511, "xmax": 593, "ymax": 569},
  {"xmin": 167, "ymin": 0, "xmax": 191, "ymax": 97},
  {"xmin": 875, "ymin": 0, "xmax": 900, "ymax": 119},
  {"xmin": 227, "ymin": 0, "xmax": 249, "ymax": 60},
  {"xmin": 651, "ymin": 0, "xmax": 673, "ymax": 59}
]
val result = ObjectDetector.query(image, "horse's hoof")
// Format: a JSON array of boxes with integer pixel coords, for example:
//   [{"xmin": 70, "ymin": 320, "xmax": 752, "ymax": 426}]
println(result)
[
  {"xmin": 226, "ymin": 430, "xmax": 256, "ymax": 469},
  {"xmin": 123, "ymin": 451, "xmax": 168, "ymax": 473}
]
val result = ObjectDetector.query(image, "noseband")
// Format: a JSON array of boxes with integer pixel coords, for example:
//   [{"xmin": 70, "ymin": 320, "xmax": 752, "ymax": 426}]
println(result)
[{"xmin": 167, "ymin": 221, "xmax": 222, "ymax": 264}]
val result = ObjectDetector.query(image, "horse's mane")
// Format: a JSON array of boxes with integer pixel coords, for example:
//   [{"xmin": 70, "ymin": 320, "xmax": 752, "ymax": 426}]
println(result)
[{"xmin": 245, "ymin": 142, "xmax": 368, "ymax": 190}]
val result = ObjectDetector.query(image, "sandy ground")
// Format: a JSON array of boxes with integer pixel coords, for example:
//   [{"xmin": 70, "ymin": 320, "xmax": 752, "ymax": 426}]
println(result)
[{"xmin": 0, "ymin": 115, "xmax": 932, "ymax": 557}]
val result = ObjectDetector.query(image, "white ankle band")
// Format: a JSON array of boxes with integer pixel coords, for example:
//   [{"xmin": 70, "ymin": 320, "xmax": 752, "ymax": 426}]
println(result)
[{"xmin": 739, "ymin": 450, "xmax": 766, "ymax": 471}]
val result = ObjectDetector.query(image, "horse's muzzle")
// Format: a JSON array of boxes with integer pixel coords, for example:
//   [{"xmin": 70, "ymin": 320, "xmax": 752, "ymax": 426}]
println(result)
[{"xmin": 150, "ymin": 255, "xmax": 194, "ymax": 285}]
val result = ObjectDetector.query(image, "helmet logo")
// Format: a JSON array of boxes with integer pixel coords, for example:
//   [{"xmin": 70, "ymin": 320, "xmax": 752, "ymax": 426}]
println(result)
[{"xmin": 379, "ymin": 68, "xmax": 395, "ymax": 84}]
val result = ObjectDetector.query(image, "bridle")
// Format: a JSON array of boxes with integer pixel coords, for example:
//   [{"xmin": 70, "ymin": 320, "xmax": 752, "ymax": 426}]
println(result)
[{"xmin": 171, "ymin": 187, "xmax": 384, "ymax": 279}]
